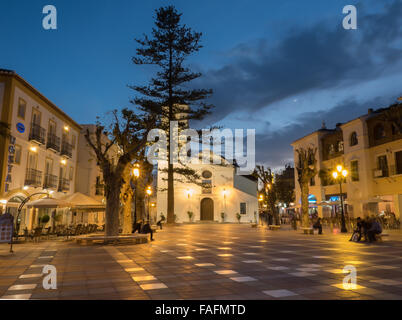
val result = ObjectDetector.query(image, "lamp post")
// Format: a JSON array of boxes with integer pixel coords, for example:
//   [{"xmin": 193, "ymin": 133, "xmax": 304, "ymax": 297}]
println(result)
[
  {"xmin": 332, "ymin": 165, "xmax": 348, "ymax": 233},
  {"xmin": 132, "ymin": 164, "xmax": 140, "ymax": 224},
  {"xmin": 146, "ymin": 186, "xmax": 152, "ymax": 223}
]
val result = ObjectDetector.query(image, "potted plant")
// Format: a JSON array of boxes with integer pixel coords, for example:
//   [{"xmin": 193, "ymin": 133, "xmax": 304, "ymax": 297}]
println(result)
[
  {"xmin": 187, "ymin": 211, "xmax": 193, "ymax": 222},
  {"xmin": 39, "ymin": 214, "xmax": 50, "ymax": 226},
  {"xmin": 221, "ymin": 212, "xmax": 225, "ymax": 223},
  {"xmin": 236, "ymin": 213, "xmax": 241, "ymax": 224}
]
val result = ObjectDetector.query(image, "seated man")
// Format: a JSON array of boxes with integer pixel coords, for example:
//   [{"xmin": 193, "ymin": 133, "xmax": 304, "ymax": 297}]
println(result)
[
  {"xmin": 140, "ymin": 222, "xmax": 154, "ymax": 241},
  {"xmin": 367, "ymin": 218, "xmax": 382, "ymax": 243},
  {"xmin": 350, "ymin": 217, "xmax": 363, "ymax": 242},
  {"xmin": 156, "ymin": 214, "xmax": 165, "ymax": 230},
  {"xmin": 313, "ymin": 218, "xmax": 323, "ymax": 234},
  {"xmin": 132, "ymin": 220, "xmax": 143, "ymax": 234}
]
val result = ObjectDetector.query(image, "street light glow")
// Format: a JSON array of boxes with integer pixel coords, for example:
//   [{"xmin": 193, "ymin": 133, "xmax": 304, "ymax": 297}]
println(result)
[
  {"xmin": 146, "ymin": 186, "xmax": 152, "ymax": 196},
  {"xmin": 133, "ymin": 167, "xmax": 140, "ymax": 178},
  {"xmin": 336, "ymin": 165, "xmax": 343, "ymax": 173}
]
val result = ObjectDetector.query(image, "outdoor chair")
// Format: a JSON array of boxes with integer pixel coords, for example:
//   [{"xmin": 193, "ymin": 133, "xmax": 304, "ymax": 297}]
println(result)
[{"xmin": 32, "ymin": 227, "xmax": 43, "ymax": 243}]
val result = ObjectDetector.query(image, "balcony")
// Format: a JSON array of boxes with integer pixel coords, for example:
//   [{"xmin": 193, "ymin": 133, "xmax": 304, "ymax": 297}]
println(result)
[
  {"xmin": 46, "ymin": 133, "xmax": 60, "ymax": 152},
  {"xmin": 95, "ymin": 183, "xmax": 104, "ymax": 196},
  {"xmin": 58, "ymin": 178, "xmax": 70, "ymax": 192},
  {"xmin": 61, "ymin": 141, "xmax": 72, "ymax": 158},
  {"xmin": 25, "ymin": 168, "xmax": 42, "ymax": 187},
  {"xmin": 373, "ymin": 168, "xmax": 389, "ymax": 178},
  {"xmin": 43, "ymin": 174, "xmax": 58, "ymax": 189},
  {"xmin": 29, "ymin": 123, "xmax": 46, "ymax": 145}
]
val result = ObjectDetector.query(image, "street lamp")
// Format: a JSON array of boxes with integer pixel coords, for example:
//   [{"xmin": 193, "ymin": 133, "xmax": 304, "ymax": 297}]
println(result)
[
  {"xmin": 332, "ymin": 165, "xmax": 348, "ymax": 233},
  {"xmin": 146, "ymin": 186, "xmax": 152, "ymax": 222}
]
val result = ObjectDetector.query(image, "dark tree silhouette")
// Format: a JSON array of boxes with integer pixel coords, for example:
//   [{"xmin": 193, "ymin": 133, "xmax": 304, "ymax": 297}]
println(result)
[{"xmin": 130, "ymin": 6, "xmax": 213, "ymax": 223}]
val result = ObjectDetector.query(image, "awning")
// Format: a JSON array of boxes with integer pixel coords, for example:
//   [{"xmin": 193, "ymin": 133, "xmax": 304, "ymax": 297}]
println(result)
[
  {"xmin": 26, "ymin": 197, "xmax": 71, "ymax": 209},
  {"xmin": 63, "ymin": 192, "xmax": 105, "ymax": 210},
  {"xmin": 362, "ymin": 197, "xmax": 393, "ymax": 204}
]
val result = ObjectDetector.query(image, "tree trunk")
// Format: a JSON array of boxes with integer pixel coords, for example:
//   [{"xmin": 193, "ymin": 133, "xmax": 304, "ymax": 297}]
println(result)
[
  {"xmin": 121, "ymin": 192, "xmax": 133, "ymax": 234},
  {"xmin": 105, "ymin": 181, "xmax": 121, "ymax": 237},
  {"xmin": 301, "ymin": 182, "xmax": 310, "ymax": 227}
]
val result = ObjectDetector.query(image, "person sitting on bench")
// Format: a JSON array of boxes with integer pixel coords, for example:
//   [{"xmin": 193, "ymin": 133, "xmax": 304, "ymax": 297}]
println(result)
[
  {"xmin": 156, "ymin": 214, "xmax": 165, "ymax": 230},
  {"xmin": 367, "ymin": 218, "xmax": 382, "ymax": 243},
  {"xmin": 350, "ymin": 217, "xmax": 363, "ymax": 242},
  {"xmin": 132, "ymin": 220, "xmax": 143, "ymax": 234},
  {"xmin": 313, "ymin": 218, "xmax": 322, "ymax": 234},
  {"xmin": 140, "ymin": 222, "xmax": 154, "ymax": 241}
]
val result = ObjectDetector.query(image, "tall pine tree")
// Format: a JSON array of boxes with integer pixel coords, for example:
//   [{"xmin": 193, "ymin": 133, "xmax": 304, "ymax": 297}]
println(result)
[{"xmin": 131, "ymin": 6, "xmax": 213, "ymax": 223}]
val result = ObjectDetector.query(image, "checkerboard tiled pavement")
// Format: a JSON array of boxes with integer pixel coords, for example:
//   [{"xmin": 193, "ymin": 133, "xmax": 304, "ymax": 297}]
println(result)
[{"xmin": 1, "ymin": 224, "xmax": 402, "ymax": 300}]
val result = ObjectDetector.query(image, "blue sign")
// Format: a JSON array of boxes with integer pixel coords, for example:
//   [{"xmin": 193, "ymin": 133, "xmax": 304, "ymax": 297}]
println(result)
[{"xmin": 16, "ymin": 123, "xmax": 25, "ymax": 133}]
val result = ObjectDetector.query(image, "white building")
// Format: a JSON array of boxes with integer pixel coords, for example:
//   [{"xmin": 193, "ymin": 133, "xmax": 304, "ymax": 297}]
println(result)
[{"xmin": 156, "ymin": 153, "xmax": 259, "ymax": 224}]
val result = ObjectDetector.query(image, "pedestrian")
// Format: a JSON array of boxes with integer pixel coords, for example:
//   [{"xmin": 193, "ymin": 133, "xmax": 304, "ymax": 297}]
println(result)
[
  {"xmin": 156, "ymin": 214, "xmax": 165, "ymax": 230},
  {"xmin": 132, "ymin": 219, "xmax": 143, "ymax": 234},
  {"xmin": 140, "ymin": 222, "xmax": 154, "ymax": 241},
  {"xmin": 313, "ymin": 217, "xmax": 323, "ymax": 234},
  {"xmin": 367, "ymin": 218, "xmax": 382, "ymax": 243},
  {"xmin": 350, "ymin": 217, "xmax": 363, "ymax": 242}
]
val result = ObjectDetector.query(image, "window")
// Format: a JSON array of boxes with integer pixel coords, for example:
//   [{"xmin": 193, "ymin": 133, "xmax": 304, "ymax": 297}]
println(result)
[
  {"xmin": 374, "ymin": 124, "xmax": 385, "ymax": 140},
  {"xmin": 69, "ymin": 167, "xmax": 74, "ymax": 181},
  {"xmin": 328, "ymin": 144, "xmax": 335, "ymax": 155},
  {"xmin": 202, "ymin": 180, "xmax": 212, "ymax": 194},
  {"xmin": 377, "ymin": 155, "xmax": 389, "ymax": 177},
  {"xmin": 202, "ymin": 170, "xmax": 212, "ymax": 179},
  {"xmin": 395, "ymin": 151, "xmax": 402, "ymax": 175},
  {"xmin": 17, "ymin": 99, "xmax": 26, "ymax": 119},
  {"xmin": 240, "ymin": 203, "xmax": 247, "ymax": 215},
  {"xmin": 337, "ymin": 141, "xmax": 344, "ymax": 152},
  {"xmin": 310, "ymin": 177, "xmax": 315, "ymax": 186},
  {"xmin": 351, "ymin": 160, "xmax": 359, "ymax": 181},
  {"xmin": 72, "ymin": 134, "xmax": 76, "ymax": 149},
  {"xmin": 13, "ymin": 145, "xmax": 22, "ymax": 164},
  {"xmin": 350, "ymin": 132, "xmax": 358, "ymax": 146}
]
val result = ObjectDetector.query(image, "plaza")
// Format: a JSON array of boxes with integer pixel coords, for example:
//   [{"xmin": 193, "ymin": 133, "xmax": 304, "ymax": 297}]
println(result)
[{"xmin": 1, "ymin": 224, "xmax": 402, "ymax": 300}]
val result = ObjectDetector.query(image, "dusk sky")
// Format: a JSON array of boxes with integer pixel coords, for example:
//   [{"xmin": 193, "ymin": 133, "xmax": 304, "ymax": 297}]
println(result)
[{"xmin": 1, "ymin": 0, "xmax": 401, "ymax": 170}]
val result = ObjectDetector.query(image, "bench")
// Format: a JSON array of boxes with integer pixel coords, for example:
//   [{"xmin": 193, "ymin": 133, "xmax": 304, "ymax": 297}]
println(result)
[
  {"xmin": 301, "ymin": 227, "xmax": 314, "ymax": 235},
  {"xmin": 268, "ymin": 225, "xmax": 281, "ymax": 230},
  {"xmin": 76, "ymin": 234, "xmax": 148, "ymax": 245},
  {"xmin": 375, "ymin": 233, "xmax": 389, "ymax": 242}
]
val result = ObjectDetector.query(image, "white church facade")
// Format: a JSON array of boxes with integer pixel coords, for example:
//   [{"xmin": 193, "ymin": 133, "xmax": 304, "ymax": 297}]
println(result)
[{"xmin": 156, "ymin": 155, "xmax": 259, "ymax": 224}]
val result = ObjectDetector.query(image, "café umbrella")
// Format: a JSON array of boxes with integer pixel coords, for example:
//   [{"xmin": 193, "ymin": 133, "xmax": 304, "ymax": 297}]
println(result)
[{"xmin": 26, "ymin": 197, "xmax": 71, "ymax": 209}]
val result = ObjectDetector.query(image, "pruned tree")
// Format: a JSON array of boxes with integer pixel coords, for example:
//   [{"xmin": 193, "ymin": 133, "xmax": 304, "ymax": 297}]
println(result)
[
  {"xmin": 130, "ymin": 5, "xmax": 214, "ymax": 223},
  {"xmin": 295, "ymin": 147, "xmax": 317, "ymax": 227},
  {"xmin": 84, "ymin": 108, "xmax": 155, "ymax": 237},
  {"xmin": 253, "ymin": 165, "xmax": 278, "ymax": 225},
  {"xmin": 275, "ymin": 165, "xmax": 295, "ymax": 208}
]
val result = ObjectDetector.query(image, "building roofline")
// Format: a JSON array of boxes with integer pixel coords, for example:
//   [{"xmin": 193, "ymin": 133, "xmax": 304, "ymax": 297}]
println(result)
[{"xmin": 0, "ymin": 68, "xmax": 82, "ymax": 131}]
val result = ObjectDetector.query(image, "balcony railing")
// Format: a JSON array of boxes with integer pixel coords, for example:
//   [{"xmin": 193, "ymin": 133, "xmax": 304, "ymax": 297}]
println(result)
[
  {"xmin": 29, "ymin": 123, "xmax": 46, "ymax": 145},
  {"xmin": 61, "ymin": 141, "xmax": 72, "ymax": 158},
  {"xmin": 43, "ymin": 174, "xmax": 58, "ymax": 189},
  {"xmin": 95, "ymin": 183, "xmax": 104, "ymax": 196},
  {"xmin": 25, "ymin": 168, "xmax": 42, "ymax": 187},
  {"xmin": 46, "ymin": 133, "xmax": 60, "ymax": 152},
  {"xmin": 58, "ymin": 178, "xmax": 70, "ymax": 192},
  {"xmin": 373, "ymin": 167, "xmax": 389, "ymax": 178}
]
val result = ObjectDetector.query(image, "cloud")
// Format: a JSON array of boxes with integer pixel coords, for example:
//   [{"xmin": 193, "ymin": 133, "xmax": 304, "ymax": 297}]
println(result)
[
  {"xmin": 195, "ymin": 0, "xmax": 402, "ymax": 124},
  {"xmin": 255, "ymin": 95, "xmax": 396, "ymax": 170}
]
